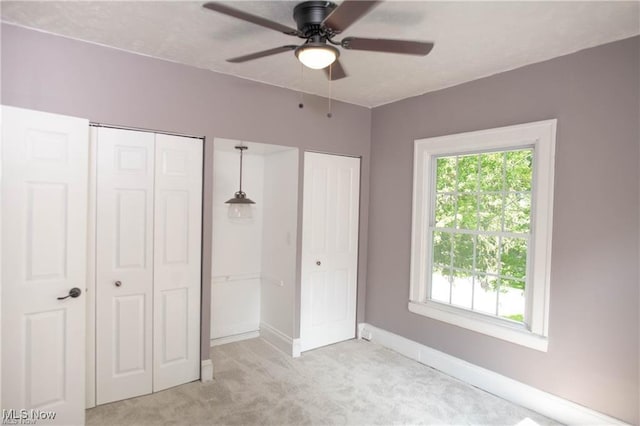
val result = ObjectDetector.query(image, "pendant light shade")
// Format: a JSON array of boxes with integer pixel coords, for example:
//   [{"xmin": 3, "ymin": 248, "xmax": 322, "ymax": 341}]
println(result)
[{"xmin": 226, "ymin": 145, "xmax": 255, "ymax": 219}]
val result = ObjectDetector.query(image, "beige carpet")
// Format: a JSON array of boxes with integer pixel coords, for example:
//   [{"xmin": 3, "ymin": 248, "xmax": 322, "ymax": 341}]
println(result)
[{"xmin": 87, "ymin": 338, "xmax": 559, "ymax": 425}]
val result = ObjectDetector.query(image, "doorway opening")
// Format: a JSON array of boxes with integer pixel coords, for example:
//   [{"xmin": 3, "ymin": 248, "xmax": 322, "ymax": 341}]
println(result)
[{"xmin": 211, "ymin": 138, "xmax": 300, "ymax": 356}]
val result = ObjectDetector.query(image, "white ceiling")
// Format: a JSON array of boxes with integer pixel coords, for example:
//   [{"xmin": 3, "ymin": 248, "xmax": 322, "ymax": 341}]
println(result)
[{"xmin": 2, "ymin": 1, "xmax": 639, "ymax": 107}]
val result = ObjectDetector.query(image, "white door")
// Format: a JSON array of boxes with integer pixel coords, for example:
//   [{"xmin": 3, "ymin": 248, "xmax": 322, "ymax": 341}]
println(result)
[
  {"xmin": 300, "ymin": 152, "xmax": 360, "ymax": 352},
  {"xmin": 95, "ymin": 128, "xmax": 154, "ymax": 404},
  {"xmin": 153, "ymin": 134, "xmax": 202, "ymax": 391},
  {"xmin": 1, "ymin": 106, "xmax": 88, "ymax": 424}
]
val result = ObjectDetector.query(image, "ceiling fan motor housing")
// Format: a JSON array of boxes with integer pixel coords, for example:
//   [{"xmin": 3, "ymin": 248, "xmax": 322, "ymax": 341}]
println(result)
[{"xmin": 293, "ymin": 1, "xmax": 337, "ymax": 38}]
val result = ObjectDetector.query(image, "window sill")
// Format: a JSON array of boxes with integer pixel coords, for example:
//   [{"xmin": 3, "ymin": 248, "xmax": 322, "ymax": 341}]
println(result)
[{"xmin": 408, "ymin": 301, "xmax": 548, "ymax": 352}]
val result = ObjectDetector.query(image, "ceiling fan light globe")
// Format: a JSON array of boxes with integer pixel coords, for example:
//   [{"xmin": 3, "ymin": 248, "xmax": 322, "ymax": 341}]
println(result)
[{"xmin": 296, "ymin": 44, "xmax": 339, "ymax": 70}]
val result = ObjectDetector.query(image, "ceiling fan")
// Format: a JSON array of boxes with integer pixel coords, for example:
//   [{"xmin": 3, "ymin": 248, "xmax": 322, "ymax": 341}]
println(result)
[{"xmin": 202, "ymin": 0, "xmax": 434, "ymax": 80}]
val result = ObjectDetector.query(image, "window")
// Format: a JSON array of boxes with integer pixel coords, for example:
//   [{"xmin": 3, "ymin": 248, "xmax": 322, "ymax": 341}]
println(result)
[{"xmin": 409, "ymin": 120, "xmax": 556, "ymax": 351}]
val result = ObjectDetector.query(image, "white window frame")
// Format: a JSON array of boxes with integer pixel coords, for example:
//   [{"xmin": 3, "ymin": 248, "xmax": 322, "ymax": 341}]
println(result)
[{"xmin": 409, "ymin": 120, "xmax": 556, "ymax": 352}]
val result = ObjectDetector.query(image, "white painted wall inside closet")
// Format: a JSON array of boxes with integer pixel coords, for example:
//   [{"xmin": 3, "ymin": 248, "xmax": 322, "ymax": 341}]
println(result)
[{"xmin": 211, "ymin": 138, "xmax": 299, "ymax": 355}]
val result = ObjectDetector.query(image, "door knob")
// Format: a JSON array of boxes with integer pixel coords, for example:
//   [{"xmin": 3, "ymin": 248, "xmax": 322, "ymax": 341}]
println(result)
[
  {"xmin": 316, "ymin": 261, "xmax": 321, "ymax": 266},
  {"xmin": 57, "ymin": 287, "xmax": 82, "ymax": 300},
  {"xmin": 115, "ymin": 280, "xmax": 122, "ymax": 287}
]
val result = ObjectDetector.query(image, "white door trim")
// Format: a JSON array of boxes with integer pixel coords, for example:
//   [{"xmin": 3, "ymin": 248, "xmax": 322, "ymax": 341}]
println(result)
[{"xmin": 85, "ymin": 127, "xmax": 98, "ymax": 409}]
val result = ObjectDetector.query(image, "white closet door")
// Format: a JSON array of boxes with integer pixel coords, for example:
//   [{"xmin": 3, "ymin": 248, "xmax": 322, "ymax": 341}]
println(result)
[
  {"xmin": 96, "ymin": 128, "xmax": 154, "ymax": 404},
  {"xmin": 1, "ymin": 106, "xmax": 88, "ymax": 424},
  {"xmin": 300, "ymin": 152, "xmax": 360, "ymax": 352},
  {"xmin": 153, "ymin": 134, "xmax": 202, "ymax": 391}
]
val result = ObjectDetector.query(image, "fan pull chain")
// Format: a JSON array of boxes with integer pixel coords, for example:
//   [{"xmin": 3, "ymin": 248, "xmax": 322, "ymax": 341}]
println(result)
[
  {"xmin": 327, "ymin": 64, "xmax": 333, "ymax": 118},
  {"xmin": 298, "ymin": 62, "xmax": 305, "ymax": 109}
]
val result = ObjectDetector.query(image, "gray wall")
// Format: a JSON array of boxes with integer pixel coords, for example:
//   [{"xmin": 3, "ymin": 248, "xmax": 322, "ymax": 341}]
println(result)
[
  {"xmin": 3, "ymin": 21, "xmax": 638, "ymax": 424},
  {"xmin": 0, "ymin": 23, "xmax": 372, "ymax": 362},
  {"xmin": 368, "ymin": 36, "xmax": 639, "ymax": 423}
]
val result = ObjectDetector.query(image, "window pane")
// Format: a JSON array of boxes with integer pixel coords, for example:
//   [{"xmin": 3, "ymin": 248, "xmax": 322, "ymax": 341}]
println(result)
[
  {"xmin": 429, "ymin": 148, "xmax": 533, "ymax": 326},
  {"xmin": 457, "ymin": 194, "xmax": 478, "ymax": 230},
  {"xmin": 457, "ymin": 154, "xmax": 478, "ymax": 193},
  {"xmin": 479, "ymin": 152, "xmax": 504, "ymax": 191},
  {"xmin": 432, "ymin": 231, "xmax": 452, "ymax": 267},
  {"xmin": 498, "ymin": 278, "xmax": 525, "ymax": 323},
  {"xmin": 501, "ymin": 276, "xmax": 525, "ymax": 291},
  {"xmin": 504, "ymin": 193, "xmax": 531, "ymax": 233},
  {"xmin": 435, "ymin": 157, "xmax": 456, "ymax": 193},
  {"xmin": 505, "ymin": 150, "xmax": 533, "ymax": 191},
  {"xmin": 451, "ymin": 270, "xmax": 473, "ymax": 309},
  {"xmin": 434, "ymin": 194, "xmax": 456, "ymax": 228},
  {"xmin": 478, "ymin": 194, "xmax": 503, "ymax": 231},
  {"xmin": 476, "ymin": 234, "xmax": 499, "ymax": 274},
  {"xmin": 473, "ymin": 274, "xmax": 498, "ymax": 315},
  {"xmin": 452, "ymin": 233, "xmax": 474, "ymax": 271},
  {"xmin": 431, "ymin": 268, "xmax": 451, "ymax": 303},
  {"xmin": 500, "ymin": 237, "xmax": 527, "ymax": 280}
]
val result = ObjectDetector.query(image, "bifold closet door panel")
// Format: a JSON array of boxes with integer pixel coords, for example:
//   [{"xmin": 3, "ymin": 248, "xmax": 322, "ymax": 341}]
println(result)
[
  {"xmin": 96, "ymin": 128, "xmax": 154, "ymax": 405},
  {"xmin": 153, "ymin": 134, "xmax": 202, "ymax": 391}
]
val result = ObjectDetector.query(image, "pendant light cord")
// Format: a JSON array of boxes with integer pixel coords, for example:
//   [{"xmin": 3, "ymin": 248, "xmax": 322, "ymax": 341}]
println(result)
[
  {"xmin": 239, "ymin": 147, "xmax": 244, "ymax": 193},
  {"xmin": 327, "ymin": 64, "xmax": 333, "ymax": 118},
  {"xmin": 299, "ymin": 62, "xmax": 305, "ymax": 109}
]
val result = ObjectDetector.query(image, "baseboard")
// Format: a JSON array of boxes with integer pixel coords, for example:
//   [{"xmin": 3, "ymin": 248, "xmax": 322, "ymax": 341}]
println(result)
[
  {"xmin": 291, "ymin": 338, "xmax": 301, "ymax": 358},
  {"xmin": 211, "ymin": 320, "xmax": 261, "ymax": 339},
  {"xmin": 358, "ymin": 323, "xmax": 626, "ymax": 425},
  {"xmin": 200, "ymin": 359, "xmax": 213, "ymax": 382},
  {"xmin": 260, "ymin": 322, "xmax": 300, "ymax": 358},
  {"xmin": 357, "ymin": 322, "xmax": 368, "ymax": 340},
  {"xmin": 210, "ymin": 330, "xmax": 260, "ymax": 347}
]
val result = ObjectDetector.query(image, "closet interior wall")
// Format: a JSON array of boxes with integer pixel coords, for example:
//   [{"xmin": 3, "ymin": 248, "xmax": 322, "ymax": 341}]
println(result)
[{"xmin": 211, "ymin": 138, "xmax": 298, "ymax": 353}]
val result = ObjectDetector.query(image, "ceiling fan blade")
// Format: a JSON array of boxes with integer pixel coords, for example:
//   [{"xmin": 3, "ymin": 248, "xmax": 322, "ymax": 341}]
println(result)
[
  {"xmin": 227, "ymin": 45, "xmax": 298, "ymax": 63},
  {"xmin": 203, "ymin": 2, "xmax": 300, "ymax": 36},
  {"xmin": 324, "ymin": 60, "xmax": 347, "ymax": 81},
  {"xmin": 322, "ymin": 0, "xmax": 382, "ymax": 34},
  {"xmin": 341, "ymin": 37, "xmax": 434, "ymax": 56}
]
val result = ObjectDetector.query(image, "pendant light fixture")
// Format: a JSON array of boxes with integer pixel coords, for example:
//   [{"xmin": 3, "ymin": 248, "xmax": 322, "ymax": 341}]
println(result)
[{"xmin": 226, "ymin": 145, "xmax": 255, "ymax": 219}]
